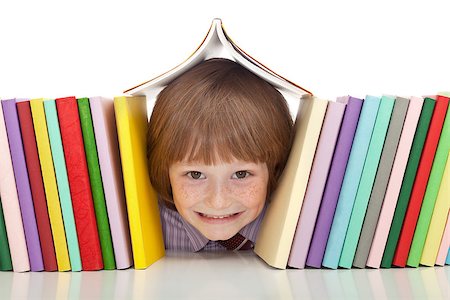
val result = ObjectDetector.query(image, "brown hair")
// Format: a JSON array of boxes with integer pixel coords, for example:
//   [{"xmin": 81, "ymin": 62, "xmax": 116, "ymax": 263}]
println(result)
[{"xmin": 147, "ymin": 58, "xmax": 293, "ymax": 206}]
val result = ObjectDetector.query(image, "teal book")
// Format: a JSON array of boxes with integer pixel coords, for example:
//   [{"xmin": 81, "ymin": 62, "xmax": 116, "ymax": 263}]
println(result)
[
  {"xmin": 407, "ymin": 104, "xmax": 450, "ymax": 266},
  {"xmin": 0, "ymin": 198, "xmax": 13, "ymax": 270},
  {"xmin": 339, "ymin": 95, "xmax": 395, "ymax": 268},
  {"xmin": 44, "ymin": 100, "xmax": 82, "ymax": 271},
  {"xmin": 78, "ymin": 98, "xmax": 116, "ymax": 270},
  {"xmin": 322, "ymin": 96, "xmax": 381, "ymax": 269},
  {"xmin": 381, "ymin": 98, "xmax": 436, "ymax": 268}
]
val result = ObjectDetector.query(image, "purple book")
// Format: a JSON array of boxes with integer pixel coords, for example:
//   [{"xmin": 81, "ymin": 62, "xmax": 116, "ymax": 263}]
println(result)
[
  {"xmin": 305, "ymin": 96, "xmax": 363, "ymax": 268},
  {"xmin": 2, "ymin": 99, "xmax": 44, "ymax": 271}
]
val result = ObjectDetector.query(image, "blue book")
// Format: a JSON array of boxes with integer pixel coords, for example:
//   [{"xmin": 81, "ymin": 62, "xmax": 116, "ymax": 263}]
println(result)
[
  {"xmin": 322, "ymin": 96, "xmax": 381, "ymax": 269},
  {"xmin": 44, "ymin": 100, "xmax": 82, "ymax": 271}
]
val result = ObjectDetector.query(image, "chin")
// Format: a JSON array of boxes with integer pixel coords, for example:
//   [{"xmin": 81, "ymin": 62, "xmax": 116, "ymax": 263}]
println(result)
[{"xmin": 203, "ymin": 230, "xmax": 237, "ymax": 241}]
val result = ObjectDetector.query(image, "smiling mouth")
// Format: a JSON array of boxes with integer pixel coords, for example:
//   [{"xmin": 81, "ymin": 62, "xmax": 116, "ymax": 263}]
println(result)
[
  {"xmin": 198, "ymin": 212, "xmax": 240, "ymax": 219},
  {"xmin": 196, "ymin": 211, "xmax": 243, "ymax": 223}
]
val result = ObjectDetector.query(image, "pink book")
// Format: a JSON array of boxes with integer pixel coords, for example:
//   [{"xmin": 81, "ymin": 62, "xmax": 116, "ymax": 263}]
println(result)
[
  {"xmin": 0, "ymin": 100, "xmax": 30, "ymax": 272},
  {"xmin": 367, "ymin": 96, "xmax": 424, "ymax": 268},
  {"xmin": 288, "ymin": 101, "xmax": 346, "ymax": 268},
  {"xmin": 436, "ymin": 213, "xmax": 450, "ymax": 266},
  {"xmin": 89, "ymin": 97, "xmax": 132, "ymax": 269}
]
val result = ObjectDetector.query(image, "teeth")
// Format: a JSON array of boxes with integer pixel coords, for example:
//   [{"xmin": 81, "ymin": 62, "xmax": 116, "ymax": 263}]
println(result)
[{"xmin": 200, "ymin": 213, "xmax": 236, "ymax": 219}]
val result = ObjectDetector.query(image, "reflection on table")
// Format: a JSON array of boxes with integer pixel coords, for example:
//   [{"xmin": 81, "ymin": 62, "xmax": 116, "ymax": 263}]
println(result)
[{"xmin": 0, "ymin": 251, "xmax": 448, "ymax": 299}]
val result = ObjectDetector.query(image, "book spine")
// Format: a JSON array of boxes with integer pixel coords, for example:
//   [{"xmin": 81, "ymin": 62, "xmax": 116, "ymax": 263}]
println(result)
[
  {"xmin": 322, "ymin": 96, "xmax": 380, "ymax": 269},
  {"xmin": 339, "ymin": 96, "xmax": 395, "ymax": 268},
  {"xmin": 420, "ymin": 151, "xmax": 450, "ymax": 266},
  {"xmin": 44, "ymin": 100, "xmax": 82, "ymax": 271},
  {"xmin": 353, "ymin": 97, "xmax": 409, "ymax": 268},
  {"xmin": 78, "ymin": 98, "xmax": 116, "ymax": 270},
  {"xmin": 30, "ymin": 99, "xmax": 71, "ymax": 271},
  {"xmin": 407, "ymin": 104, "xmax": 450, "ymax": 266},
  {"xmin": 381, "ymin": 98, "xmax": 435, "ymax": 268},
  {"xmin": 306, "ymin": 96, "xmax": 363, "ymax": 268},
  {"xmin": 393, "ymin": 95, "xmax": 449, "ymax": 267},
  {"xmin": 367, "ymin": 96, "xmax": 424, "ymax": 268},
  {"xmin": 114, "ymin": 96, "xmax": 165, "ymax": 269},
  {"xmin": 89, "ymin": 96, "xmax": 132, "ymax": 270},
  {"xmin": 0, "ymin": 197, "xmax": 13, "ymax": 270},
  {"xmin": 0, "ymin": 101, "xmax": 30, "ymax": 272},
  {"xmin": 56, "ymin": 96, "xmax": 103, "ymax": 271},
  {"xmin": 437, "ymin": 215, "xmax": 450, "ymax": 265},
  {"xmin": 16, "ymin": 100, "xmax": 57, "ymax": 271},
  {"xmin": 288, "ymin": 101, "xmax": 346, "ymax": 268}
]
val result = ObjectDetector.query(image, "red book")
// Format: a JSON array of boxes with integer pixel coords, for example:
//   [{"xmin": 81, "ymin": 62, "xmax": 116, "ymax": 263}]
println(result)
[
  {"xmin": 56, "ymin": 96, "xmax": 103, "ymax": 270},
  {"xmin": 16, "ymin": 100, "xmax": 58, "ymax": 271},
  {"xmin": 393, "ymin": 95, "xmax": 449, "ymax": 267}
]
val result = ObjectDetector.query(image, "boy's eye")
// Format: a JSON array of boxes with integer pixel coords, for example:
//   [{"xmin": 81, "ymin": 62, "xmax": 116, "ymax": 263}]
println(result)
[
  {"xmin": 233, "ymin": 171, "xmax": 250, "ymax": 179},
  {"xmin": 187, "ymin": 171, "xmax": 205, "ymax": 180}
]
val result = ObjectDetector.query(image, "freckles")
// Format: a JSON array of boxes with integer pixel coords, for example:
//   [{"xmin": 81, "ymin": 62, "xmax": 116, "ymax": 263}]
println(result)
[{"xmin": 233, "ymin": 181, "xmax": 267, "ymax": 206}]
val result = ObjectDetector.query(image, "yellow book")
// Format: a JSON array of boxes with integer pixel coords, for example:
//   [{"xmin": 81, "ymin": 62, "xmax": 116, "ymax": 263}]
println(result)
[
  {"xmin": 254, "ymin": 95, "xmax": 328, "ymax": 269},
  {"xmin": 420, "ymin": 151, "xmax": 450, "ymax": 266},
  {"xmin": 30, "ymin": 99, "xmax": 71, "ymax": 271},
  {"xmin": 114, "ymin": 96, "xmax": 165, "ymax": 269}
]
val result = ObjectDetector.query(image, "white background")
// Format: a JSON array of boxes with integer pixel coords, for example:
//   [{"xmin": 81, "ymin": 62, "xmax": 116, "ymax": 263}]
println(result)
[{"xmin": 1, "ymin": 0, "xmax": 449, "ymax": 101}]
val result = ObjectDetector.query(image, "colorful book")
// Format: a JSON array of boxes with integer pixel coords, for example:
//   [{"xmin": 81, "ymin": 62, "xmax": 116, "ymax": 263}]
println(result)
[
  {"xmin": 0, "ymin": 197, "xmax": 12, "ymax": 271},
  {"xmin": 339, "ymin": 95, "xmax": 395, "ymax": 268},
  {"xmin": 367, "ymin": 96, "xmax": 424, "ymax": 268},
  {"xmin": 288, "ymin": 100, "xmax": 346, "ymax": 268},
  {"xmin": 30, "ymin": 99, "xmax": 71, "ymax": 271},
  {"xmin": 306, "ymin": 96, "xmax": 363, "ymax": 268},
  {"xmin": 43, "ymin": 100, "xmax": 82, "ymax": 271},
  {"xmin": 407, "ymin": 103, "xmax": 450, "ymax": 266},
  {"xmin": 393, "ymin": 95, "xmax": 449, "ymax": 267},
  {"xmin": 437, "ymin": 216, "xmax": 449, "ymax": 265},
  {"xmin": 353, "ymin": 97, "xmax": 409, "ymax": 268},
  {"xmin": 2, "ymin": 99, "xmax": 44, "ymax": 271},
  {"xmin": 255, "ymin": 96, "xmax": 328, "ymax": 269},
  {"xmin": 322, "ymin": 96, "xmax": 381, "ymax": 269},
  {"xmin": 89, "ymin": 96, "xmax": 132, "ymax": 270},
  {"xmin": 381, "ymin": 98, "xmax": 435, "ymax": 268},
  {"xmin": 78, "ymin": 97, "xmax": 116, "ymax": 270},
  {"xmin": 420, "ymin": 151, "xmax": 450, "ymax": 266},
  {"xmin": 0, "ymin": 100, "xmax": 30, "ymax": 272},
  {"xmin": 56, "ymin": 96, "xmax": 103, "ymax": 271},
  {"xmin": 114, "ymin": 96, "xmax": 165, "ymax": 269}
]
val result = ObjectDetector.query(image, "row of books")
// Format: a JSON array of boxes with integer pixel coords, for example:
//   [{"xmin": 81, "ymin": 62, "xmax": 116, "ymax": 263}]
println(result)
[
  {"xmin": 255, "ymin": 94, "xmax": 450, "ymax": 269},
  {"xmin": 0, "ymin": 96, "xmax": 164, "ymax": 272}
]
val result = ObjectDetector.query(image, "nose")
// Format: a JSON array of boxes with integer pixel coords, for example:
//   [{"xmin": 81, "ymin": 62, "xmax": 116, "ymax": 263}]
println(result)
[{"xmin": 205, "ymin": 181, "xmax": 232, "ymax": 210}]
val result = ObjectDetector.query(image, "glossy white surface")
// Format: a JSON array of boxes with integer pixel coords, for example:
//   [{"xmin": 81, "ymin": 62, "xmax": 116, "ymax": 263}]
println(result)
[{"xmin": 0, "ymin": 251, "xmax": 449, "ymax": 299}]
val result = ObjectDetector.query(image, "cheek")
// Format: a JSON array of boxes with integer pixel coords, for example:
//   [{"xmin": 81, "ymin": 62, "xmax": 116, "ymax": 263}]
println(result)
[
  {"xmin": 171, "ymin": 181, "xmax": 201, "ymax": 208},
  {"xmin": 234, "ymin": 179, "xmax": 268, "ymax": 208}
]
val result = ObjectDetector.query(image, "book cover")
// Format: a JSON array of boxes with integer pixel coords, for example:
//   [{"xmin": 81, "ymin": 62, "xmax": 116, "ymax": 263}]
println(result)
[
  {"xmin": 30, "ymin": 99, "xmax": 71, "ymax": 271},
  {"xmin": 381, "ymin": 97, "xmax": 435, "ymax": 268},
  {"xmin": 436, "ymin": 214, "xmax": 449, "ymax": 266},
  {"xmin": 393, "ymin": 95, "xmax": 449, "ymax": 267},
  {"xmin": 43, "ymin": 99, "xmax": 82, "ymax": 271},
  {"xmin": 288, "ymin": 101, "xmax": 346, "ymax": 269},
  {"xmin": 420, "ymin": 151, "xmax": 450, "ymax": 266},
  {"xmin": 78, "ymin": 97, "xmax": 116, "ymax": 270},
  {"xmin": 367, "ymin": 96, "xmax": 424, "ymax": 268},
  {"xmin": 322, "ymin": 96, "xmax": 381, "ymax": 269},
  {"xmin": 306, "ymin": 96, "xmax": 363, "ymax": 268},
  {"xmin": 254, "ymin": 96, "xmax": 328, "ymax": 269},
  {"xmin": 56, "ymin": 96, "xmax": 103, "ymax": 271},
  {"xmin": 89, "ymin": 96, "xmax": 132, "ymax": 270},
  {"xmin": 2, "ymin": 99, "xmax": 44, "ymax": 271},
  {"xmin": 0, "ymin": 197, "xmax": 13, "ymax": 271},
  {"xmin": 339, "ymin": 95, "xmax": 395, "ymax": 268},
  {"xmin": 353, "ymin": 97, "xmax": 409, "ymax": 268},
  {"xmin": 408, "ymin": 103, "xmax": 450, "ymax": 266},
  {"xmin": 16, "ymin": 100, "xmax": 57, "ymax": 272},
  {"xmin": 114, "ymin": 96, "xmax": 165, "ymax": 269},
  {"xmin": 0, "ymin": 100, "xmax": 30, "ymax": 272}
]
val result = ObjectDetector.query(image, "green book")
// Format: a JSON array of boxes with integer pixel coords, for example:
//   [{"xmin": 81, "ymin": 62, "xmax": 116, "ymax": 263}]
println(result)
[
  {"xmin": 407, "ymin": 104, "xmax": 450, "ymax": 266},
  {"xmin": 0, "ymin": 199, "xmax": 13, "ymax": 270},
  {"xmin": 339, "ymin": 95, "xmax": 395, "ymax": 268},
  {"xmin": 381, "ymin": 97, "xmax": 436, "ymax": 268},
  {"xmin": 78, "ymin": 98, "xmax": 116, "ymax": 270}
]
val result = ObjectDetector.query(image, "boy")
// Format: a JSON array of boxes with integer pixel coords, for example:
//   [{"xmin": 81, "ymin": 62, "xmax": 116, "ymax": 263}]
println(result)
[{"xmin": 147, "ymin": 58, "xmax": 293, "ymax": 251}]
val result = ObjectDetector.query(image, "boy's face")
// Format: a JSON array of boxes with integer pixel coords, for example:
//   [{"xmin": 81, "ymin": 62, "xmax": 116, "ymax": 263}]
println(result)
[{"xmin": 169, "ymin": 158, "xmax": 269, "ymax": 241}]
